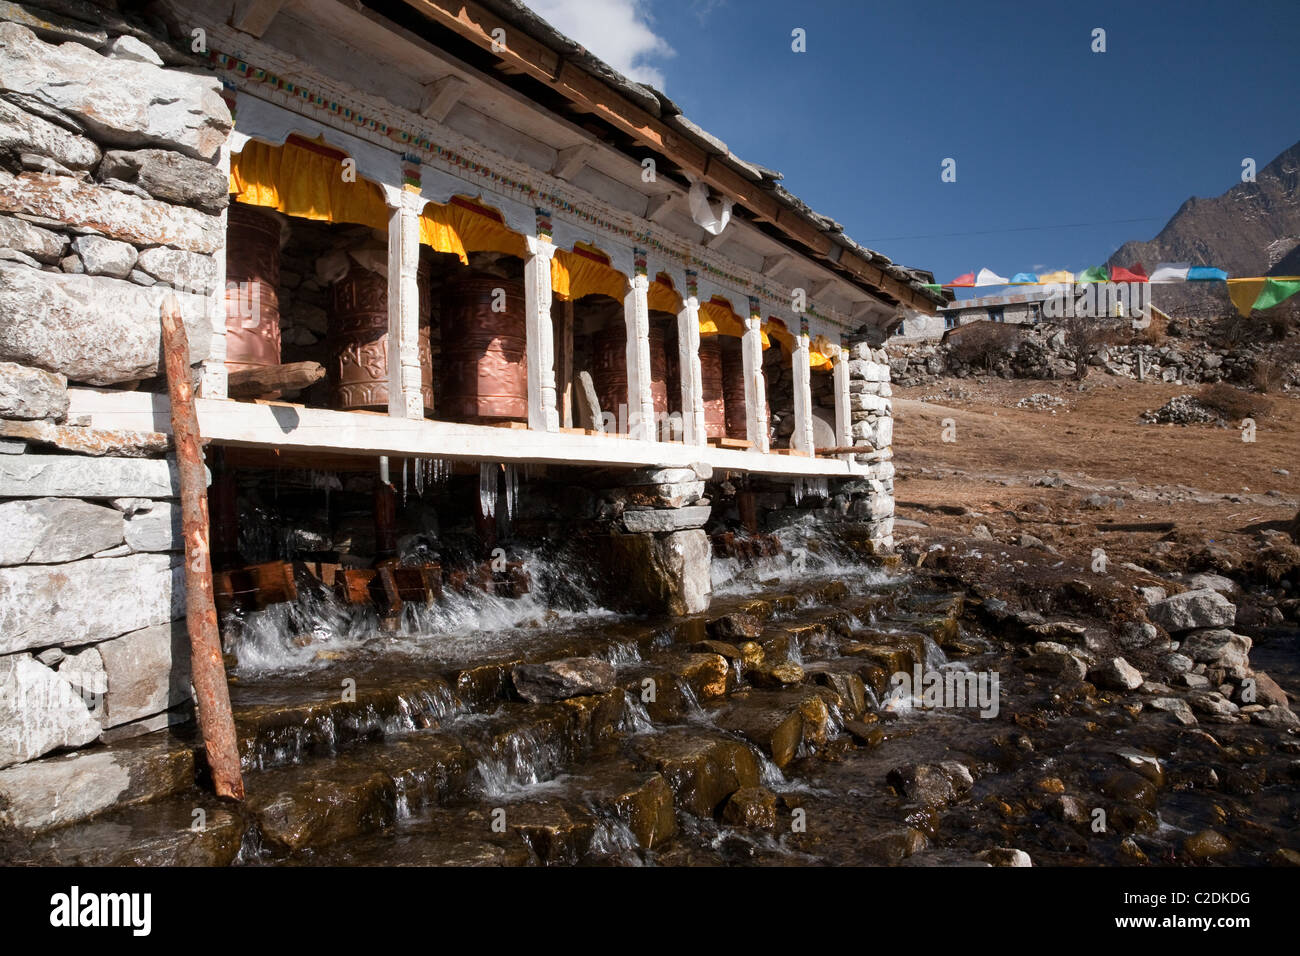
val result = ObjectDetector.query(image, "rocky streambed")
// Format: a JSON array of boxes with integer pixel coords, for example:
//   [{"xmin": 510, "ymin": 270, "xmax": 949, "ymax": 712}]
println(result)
[{"xmin": 2, "ymin": 537, "xmax": 1297, "ymax": 867}]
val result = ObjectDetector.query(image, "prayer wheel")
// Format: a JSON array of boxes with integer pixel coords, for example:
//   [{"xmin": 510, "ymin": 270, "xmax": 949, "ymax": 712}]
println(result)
[
  {"xmin": 327, "ymin": 262, "xmax": 434, "ymax": 413},
  {"xmin": 439, "ymin": 275, "xmax": 528, "ymax": 422},
  {"xmin": 224, "ymin": 203, "xmax": 281, "ymax": 374},
  {"xmin": 591, "ymin": 319, "xmax": 669, "ymax": 425},
  {"xmin": 699, "ymin": 336, "xmax": 726, "ymax": 440},
  {"xmin": 720, "ymin": 337, "xmax": 748, "ymax": 440}
]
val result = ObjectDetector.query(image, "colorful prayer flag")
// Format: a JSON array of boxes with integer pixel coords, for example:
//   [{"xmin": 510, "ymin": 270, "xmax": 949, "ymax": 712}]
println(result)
[
  {"xmin": 975, "ymin": 268, "xmax": 1010, "ymax": 286},
  {"xmin": 1009, "ymin": 272, "xmax": 1038, "ymax": 284},
  {"xmin": 1227, "ymin": 278, "xmax": 1267, "ymax": 316},
  {"xmin": 1036, "ymin": 270, "xmax": 1074, "ymax": 284},
  {"xmin": 1187, "ymin": 266, "xmax": 1228, "ymax": 281},
  {"xmin": 1109, "ymin": 263, "xmax": 1148, "ymax": 282},
  {"xmin": 1078, "ymin": 265, "xmax": 1109, "ymax": 283},
  {"xmin": 1150, "ymin": 262, "xmax": 1190, "ymax": 283},
  {"xmin": 1252, "ymin": 278, "xmax": 1300, "ymax": 311},
  {"xmin": 945, "ymin": 272, "xmax": 976, "ymax": 287}
]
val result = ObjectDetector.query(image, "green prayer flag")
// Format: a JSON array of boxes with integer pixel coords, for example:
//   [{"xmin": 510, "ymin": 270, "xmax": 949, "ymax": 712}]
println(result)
[
  {"xmin": 1253, "ymin": 278, "xmax": 1300, "ymax": 311},
  {"xmin": 1078, "ymin": 266, "xmax": 1109, "ymax": 283}
]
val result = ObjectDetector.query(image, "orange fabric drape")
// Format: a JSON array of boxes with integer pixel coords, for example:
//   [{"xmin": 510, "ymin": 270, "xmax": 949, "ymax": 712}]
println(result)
[
  {"xmin": 229, "ymin": 135, "xmax": 389, "ymax": 231},
  {"xmin": 419, "ymin": 196, "xmax": 527, "ymax": 262},
  {"xmin": 647, "ymin": 274, "xmax": 683, "ymax": 314},
  {"xmin": 551, "ymin": 243, "xmax": 628, "ymax": 302},
  {"xmin": 763, "ymin": 316, "xmax": 796, "ymax": 355},
  {"xmin": 699, "ymin": 297, "xmax": 770, "ymax": 347}
]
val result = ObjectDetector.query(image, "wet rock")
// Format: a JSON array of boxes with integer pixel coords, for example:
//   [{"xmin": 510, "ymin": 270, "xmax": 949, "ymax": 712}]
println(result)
[
  {"xmin": 1089, "ymin": 657, "xmax": 1144, "ymax": 691},
  {"xmin": 1148, "ymin": 588, "xmax": 1236, "ymax": 632},
  {"xmin": 713, "ymin": 689, "xmax": 813, "ymax": 768},
  {"xmin": 0, "ymin": 360, "xmax": 66, "ymax": 420},
  {"xmin": 887, "ymin": 760, "xmax": 974, "ymax": 806},
  {"xmin": 843, "ymin": 719, "xmax": 885, "ymax": 747},
  {"xmin": 631, "ymin": 729, "xmax": 760, "ymax": 817},
  {"xmin": 249, "ymin": 762, "xmax": 397, "ymax": 854},
  {"xmin": 0, "ymin": 496, "xmax": 123, "ymax": 565},
  {"xmin": 1100, "ymin": 770, "xmax": 1158, "ymax": 809},
  {"xmin": 750, "ymin": 660, "xmax": 805, "ymax": 688},
  {"xmin": 603, "ymin": 529, "xmax": 711, "ymax": 615},
  {"xmin": 1182, "ymin": 829, "xmax": 1232, "ymax": 861},
  {"xmin": 511, "ymin": 657, "xmax": 617, "ymax": 703},
  {"xmin": 738, "ymin": 641, "xmax": 765, "ymax": 670},
  {"xmin": 0, "ymin": 551, "xmax": 182, "ymax": 654},
  {"xmin": 588, "ymin": 766, "xmax": 676, "ymax": 849},
  {"xmin": 504, "ymin": 800, "xmax": 598, "ymax": 865},
  {"xmin": 864, "ymin": 827, "xmax": 928, "ymax": 862},
  {"xmin": 1051, "ymin": 794, "xmax": 1089, "ymax": 824},
  {"xmin": 807, "ymin": 667, "xmax": 867, "ymax": 718},
  {"xmin": 620, "ymin": 505, "xmax": 710, "ymax": 532},
  {"xmin": 674, "ymin": 652, "xmax": 733, "ymax": 700},
  {"xmin": 721, "ymin": 786, "xmax": 778, "ymax": 829},
  {"xmin": 691, "ymin": 638, "xmax": 743, "ymax": 662},
  {"xmin": 708, "ymin": 612, "xmax": 763, "ymax": 641},
  {"xmin": 843, "ymin": 641, "xmax": 913, "ymax": 675},
  {"xmin": 0, "ymin": 261, "xmax": 212, "ymax": 384},
  {"xmin": 0, "ymin": 732, "xmax": 195, "ymax": 831},
  {"xmin": 0, "ymin": 22, "xmax": 230, "ymax": 160},
  {"xmin": 1179, "ymin": 629, "xmax": 1252, "ymax": 680},
  {"xmin": 977, "ymin": 847, "xmax": 1032, "ymax": 866},
  {"xmin": 1252, "ymin": 705, "xmax": 1300, "ymax": 730},
  {"xmin": 1116, "ymin": 748, "xmax": 1164, "ymax": 785}
]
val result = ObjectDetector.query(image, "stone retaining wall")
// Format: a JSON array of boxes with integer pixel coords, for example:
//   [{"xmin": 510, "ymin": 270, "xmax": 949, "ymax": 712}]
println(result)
[
  {"xmin": 0, "ymin": 7, "xmax": 227, "ymax": 770},
  {"xmin": 842, "ymin": 340, "xmax": 895, "ymax": 553}
]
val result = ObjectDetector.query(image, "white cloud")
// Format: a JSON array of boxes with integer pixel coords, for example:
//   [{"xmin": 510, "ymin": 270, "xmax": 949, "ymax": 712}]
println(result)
[{"xmin": 528, "ymin": 0, "xmax": 674, "ymax": 89}]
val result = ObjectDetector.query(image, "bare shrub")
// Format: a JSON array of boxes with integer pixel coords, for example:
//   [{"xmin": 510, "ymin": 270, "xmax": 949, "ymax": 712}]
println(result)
[
  {"xmin": 946, "ymin": 322, "xmax": 1022, "ymax": 371},
  {"xmin": 1250, "ymin": 358, "xmax": 1286, "ymax": 393},
  {"xmin": 1197, "ymin": 383, "xmax": 1272, "ymax": 420}
]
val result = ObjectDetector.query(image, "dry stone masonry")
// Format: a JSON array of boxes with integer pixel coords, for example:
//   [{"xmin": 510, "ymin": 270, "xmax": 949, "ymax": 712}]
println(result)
[{"xmin": 0, "ymin": 12, "xmax": 226, "ymax": 773}]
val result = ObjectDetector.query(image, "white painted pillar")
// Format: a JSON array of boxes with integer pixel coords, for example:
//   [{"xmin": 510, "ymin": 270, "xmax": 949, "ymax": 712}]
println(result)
[
  {"xmin": 791, "ymin": 332, "xmax": 815, "ymax": 455},
  {"xmin": 384, "ymin": 187, "xmax": 424, "ymax": 419},
  {"xmin": 741, "ymin": 314, "xmax": 769, "ymax": 453},
  {"xmin": 676, "ymin": 295, "xmax": 706, "ymax": 446},
  {"xmin": 623, "ymin": 273, "xmax": 655, "ymax": 440},
  {"xmin": 523, "ymin": 236, "xmax": 559, "ymax": 432},
  {"xmin": 198, "ymin": 138, "xmax": 231, "ymax": 399},
  {"xmin": 832, "ymin": 346, "xmax": 852, "ymax": 451}
]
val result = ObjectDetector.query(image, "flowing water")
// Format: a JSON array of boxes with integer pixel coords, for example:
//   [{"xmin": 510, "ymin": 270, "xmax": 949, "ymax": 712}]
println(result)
[{"xmin": 7, "ymin": 519, "xmax": 1298, "ymax": 867}]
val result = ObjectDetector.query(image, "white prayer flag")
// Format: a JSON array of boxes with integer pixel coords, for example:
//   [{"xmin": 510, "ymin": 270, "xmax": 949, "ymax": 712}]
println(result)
[
  {"xmin": 1150, "ymin": 262, "xmax": 1190, "ymax": 283},
  {"xmin": 975, "ymin": 268, "xmax": 1010, "ymax": 286}
]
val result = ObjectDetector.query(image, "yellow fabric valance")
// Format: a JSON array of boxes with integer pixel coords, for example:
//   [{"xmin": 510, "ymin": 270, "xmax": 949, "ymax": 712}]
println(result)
[
  {"xmin": 763, "ymin": 317, "xmax": 796, "ymax": 355},
  {"xmin": 699, "ymin": 298, "xmax": 770, "ymax": 347},
  {"xmin": 647, "ymin": 276, "xmax": 682, "ymax": 314},
  {"xmin": 551, "ymin": 245, "xmax": 628, "ymax": 302},
  {"xmin": 419, "ymin": 197, "xmax": 527, "ymax": 263},
  {"xmin": 809, "ymin": 334, "xmax": 834, "ymax": 372},
  {"xmin": 229, "ymin": 136, "xmax": 389, "ymax": 231}
]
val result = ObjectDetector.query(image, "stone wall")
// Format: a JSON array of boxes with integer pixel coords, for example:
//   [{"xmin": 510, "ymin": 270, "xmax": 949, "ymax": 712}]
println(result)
[
  {"xmin": 841, "ymin": 340, "xmax": 895, "ymax": 553},
  {"xmin": 0, "ymin": 8, "xmax": 230, "ymax": 770}
]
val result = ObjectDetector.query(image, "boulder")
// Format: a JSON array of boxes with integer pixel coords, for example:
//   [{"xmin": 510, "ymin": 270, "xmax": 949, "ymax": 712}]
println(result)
[
  {"xmin": 0, "ymin": 454, "xmax": 183, "ymax": 498},
  {"xmin": 71, "ymin": 234, "xmax": 136, "ymax": 277},
  {"xmin": 0, "ymin": 496, "xmax": 124, "ymax": 565},
  {"xmin": 0, "ymin": 21, "xmax": 230, "ymax": 159},
  {"xmin": 0, "ymin": 91, "xmax": 100, "ymax": 170},
  {"xmin": 0, "ymin": 359, "xmax": 65, "ymax": 419},
  {"xmin": 0, "ymin": 552, "xmax": 183, "ymax": 654},
  {"xmin": 134, "ymin": 246, "xmax": 218, "ymax": 295},
  {"xmin": 887, "ymin": 760, "xmax": 974, "ymax": 806},
  {"xmin": 0, "ymin": 261, "xmax": 213, "ymax": 384},
  {"xmin": 721, "ymin": 786, "xmax": 778, "ymax": 829},
  {"xmin": 511, "ymin": 657, "xmax": 616, "ymax": 703},
  {"xmin": 1088, "ymin": 657, "xmax": 1144, "ymax": 691},
  {"xmin": 0, "ymin": 652, "xmax": 101, "ymax": 768},
  {"xmin": 1148, "ymin": 588, "xmax": 1235, "ymax": 632},
  {"xmin": 0, "ymin": 171, "xmax": 222, "ymax": 254},
  {"xmin": 99, "ymin": 148, "xmax": 229, "ymax": 213},
  {"xmin": 603, "ymin": 528, "xmax": 711, "ymax": 615},
  {"xmin": 1179, "ymin": 629, "xmax": 1252, "ymax": 679},
  {"xmin": 0, "ymin": 213, "xmax": 67, "ymax": 263},
  {"xmin": 61, "ymin": 620, "xmax": 191, "ymax": 728}
]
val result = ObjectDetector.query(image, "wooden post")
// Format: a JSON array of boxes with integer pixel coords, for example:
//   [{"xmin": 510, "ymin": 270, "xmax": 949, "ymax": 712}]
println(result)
[
  {"xmin": 832, "ymin": 346, "xmax": 852, "ymax": 455},
  {"xmin": 523, "ymin": 236, "xmax": 559, "ymax": 431},
  {"xmin": 556, "ymin": 298, "xmax": 574, "ymax": 428},
  {"xmin": 792, "ymin": 332, "xmax": 815, "ymax": 455},
  {"xmin": 385, "ymin": 187, "xmax": 424, "ymax": 419},
  {"xmin": 623, "ymin": 273, "xmax": 655, "ymax": 440},
  {"xmin": 160, "ymin": 296, "xmax": 245, "ymax": 801},
  {"xmin": 677, "ymin": 295, "xmax": 706, "ymax": 446},
  {"xmin": 741, "ymin": 314, "xmax": 769, "ymax": 453}
]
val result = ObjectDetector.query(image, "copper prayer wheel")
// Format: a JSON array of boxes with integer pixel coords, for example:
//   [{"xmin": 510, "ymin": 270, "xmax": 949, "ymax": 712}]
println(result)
[
  {"xmin": 440, "ymin": 275, "xmax": 528, "ymax": 422},
  {"xmin": 327, "ymin": 262, "xmax": 434, "ymax": 413},
  {"xmin": 720, "ymin": 337, "xmax": 748, "ymax": 440},
  {"xmin": 591, "ymin": 319, "xmax": 669, "ymax": 423},
  {"xmin": 224, "ymin": 203, "xmax": 281, "ymax": 373},
  {"xmin": 699, "ymin": 336, "xmax": 726, "ymax": 440}
]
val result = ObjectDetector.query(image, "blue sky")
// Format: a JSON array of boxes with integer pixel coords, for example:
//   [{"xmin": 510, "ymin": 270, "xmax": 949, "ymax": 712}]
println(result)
[{"xmin": 532, "ymin": 0, "xmax": 1300, "ymax": 290}]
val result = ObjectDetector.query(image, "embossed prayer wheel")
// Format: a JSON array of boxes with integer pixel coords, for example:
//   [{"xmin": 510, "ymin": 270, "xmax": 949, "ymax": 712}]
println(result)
[
  {"xmin": 699, "ymin": 336, "xmax": 726, "ymax": 440},
  {"xmin": 440, "ymin": 275, "xmax": 527, "ymax": 422},
  {"xmin": 591, "ymin": 320, "xmax": 669, "ymax": 424},
  {"xmin": 224, "ymin": 203, "xmax": 282, "ymax": 373},
  {"xmin": 327, "ymin": 261, "xmax": 434, "ymax": 413},
  {"xmin": 720, "ymin": 337, "xmax": 748, "ymax": 440}
]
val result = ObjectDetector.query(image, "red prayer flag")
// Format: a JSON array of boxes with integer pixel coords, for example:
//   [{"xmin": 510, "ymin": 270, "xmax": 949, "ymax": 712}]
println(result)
[
  {"xmin": 945, "ymin": 272, "xmax": 976, "ymax": 287},
  {"xmin": 1110, "ymin": 263, "xmax": 1149, "ymax": 283}
]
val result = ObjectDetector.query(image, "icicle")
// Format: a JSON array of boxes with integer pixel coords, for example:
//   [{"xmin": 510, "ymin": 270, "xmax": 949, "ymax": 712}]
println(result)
[
  {"xmin": 479, "ymin": 462, "xmax": 496, "ymax": 519},
  {"xmin": 504, "ymin": 464, "xmax": 518, "ymax": 522}
]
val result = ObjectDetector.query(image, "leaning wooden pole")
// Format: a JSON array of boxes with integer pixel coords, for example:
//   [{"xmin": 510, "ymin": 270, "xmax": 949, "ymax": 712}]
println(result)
[{"xmin": 160, "ymin": 296, "xmax": 245, "ymax": 800}]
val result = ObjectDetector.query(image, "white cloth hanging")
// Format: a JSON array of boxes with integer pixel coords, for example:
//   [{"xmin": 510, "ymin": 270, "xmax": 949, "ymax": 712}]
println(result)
[{"xmin": 686, "ymin": 174, "xmax": 733, "ymax": 236}]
